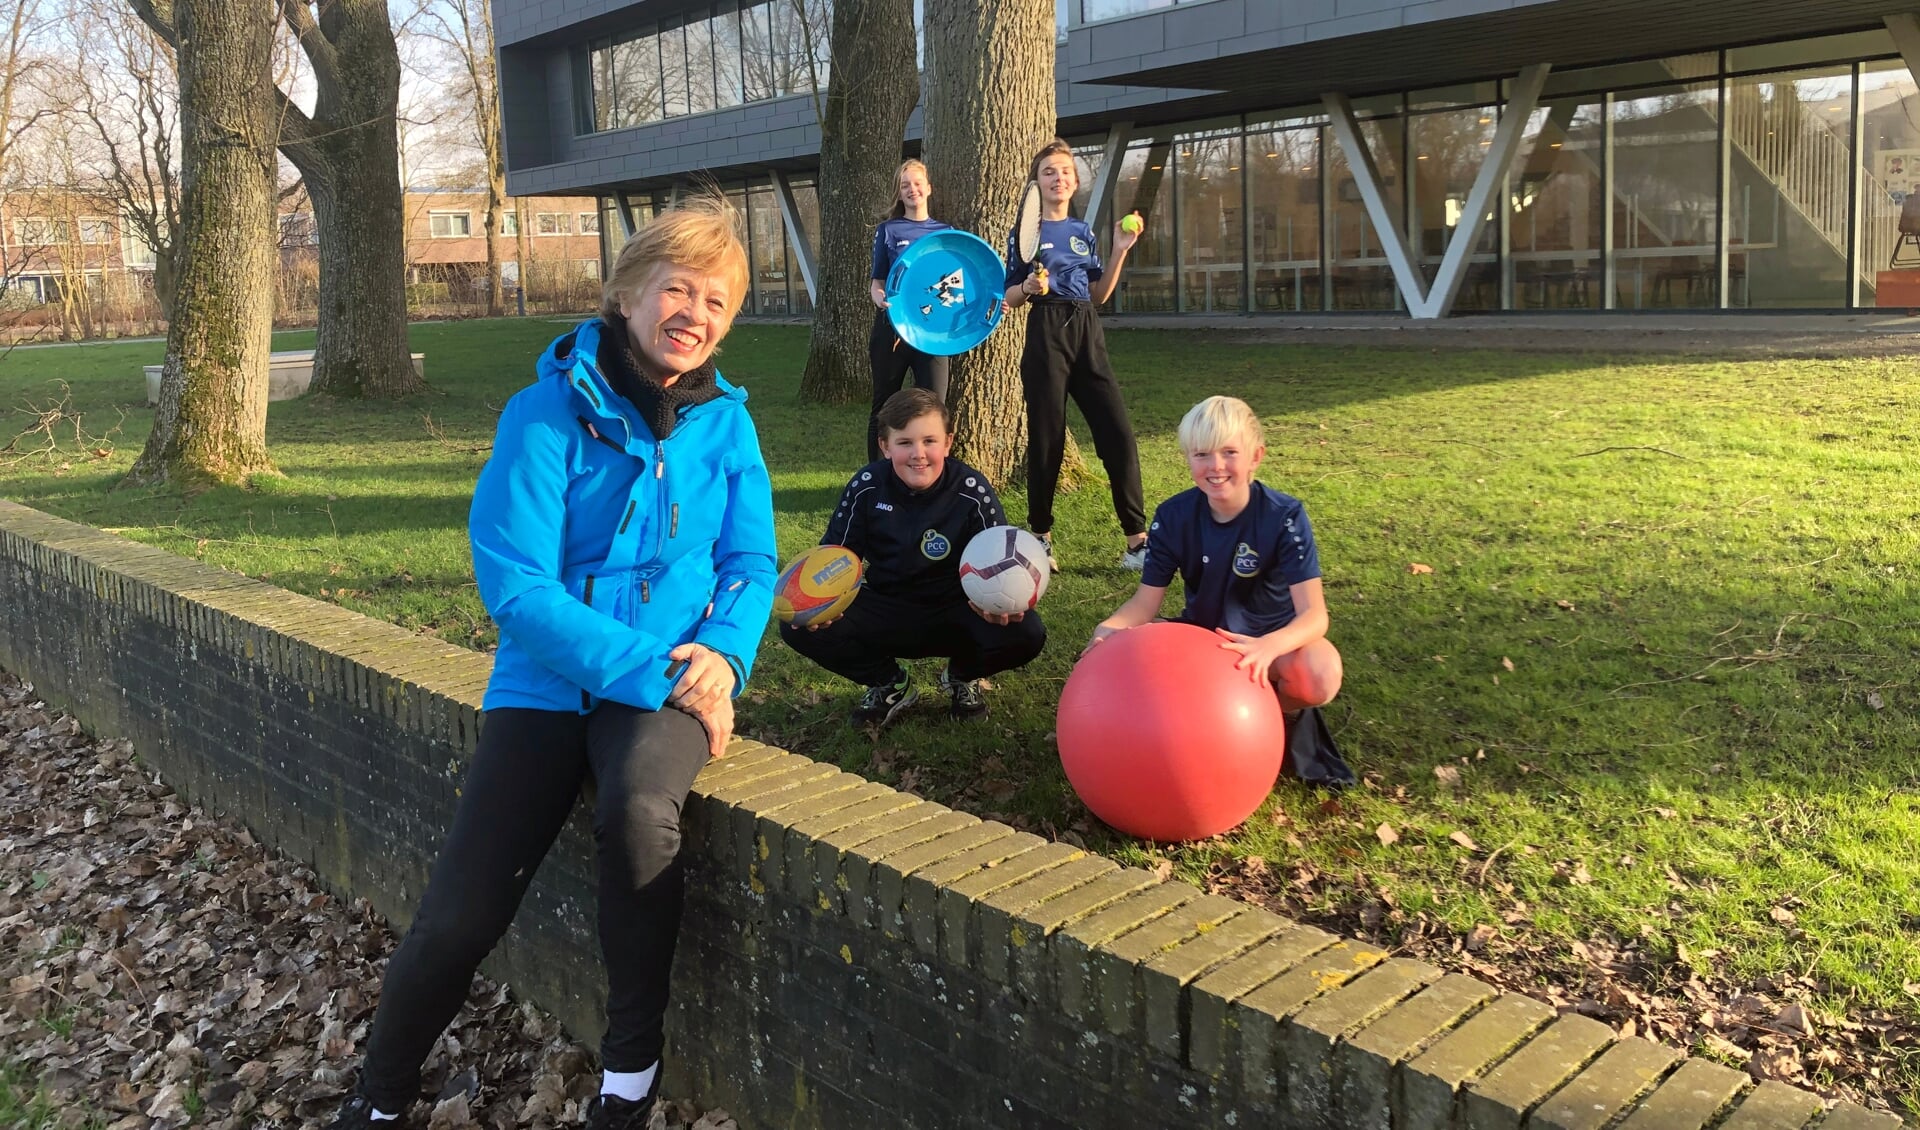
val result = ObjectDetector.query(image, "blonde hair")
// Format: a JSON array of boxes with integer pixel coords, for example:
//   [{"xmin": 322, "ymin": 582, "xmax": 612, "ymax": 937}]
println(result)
[
  {"xmin": 1177, "ymin": 396, "xmax": 1265, "ymax": 456},
  {"xmin": 600, "ymin": 193, "xmax": 750, "ymax": 322},
  {"xmin": 888, "ymin": 158, "xmax": 929, "ymax": 220}
]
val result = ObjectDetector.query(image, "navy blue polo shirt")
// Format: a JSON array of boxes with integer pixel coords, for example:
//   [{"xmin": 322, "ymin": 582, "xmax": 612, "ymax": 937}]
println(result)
[
  {"xmin": 1142, "ymin": 483, "xmax": 1322, "ymax": 637},
  {"xmin": 1003, "ymin": 217, "xmax": 1104, "ymax": 302},
  {"xmin": 871, "ymin": 217, "xmax": 953, "ymax": 280}
]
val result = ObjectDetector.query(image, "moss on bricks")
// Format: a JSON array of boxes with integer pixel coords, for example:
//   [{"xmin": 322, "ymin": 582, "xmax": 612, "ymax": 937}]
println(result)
[
  {"xmin": 1051, "ymin": 884, "xmax": 1199, "ymax": 1023},
  {"xmin": 902, "ymin": 832, "xmax": 1048, "ymax": 957},
  {"xmin": 938, "ymin": 840, "xmax": 1085, "ymax": 969},
  {"xmin": 1006, "ymin": 863, "xmax": 1167, "ymax": 997},
  {"xmin": 1460, "ymin": 1013, "xmax": 1614, "ymax": 1130},
  {"xmin": 979, "ymin": 858, "xmax": 1140, "ymax": 994},
  {"xmin": 839, "ymin": 810, "xmax": 979, "ymax": 929},
  {"xmin": 1615, "ymin": 1058, "xmax": 1749, "ymax": 1130},
  {"xmin": 869, "ymin": 821, "xmax": 1018, "ymax": 941},
  {"xmin": 703, "ymin": 757, "xmax": 833, "ymax": 807},
  {"xmin": 1716, "ymin": 1081, "xmax": 1824, "ymax": 1129},
  {"xmin": 1334, "ymin": 973, "xmax": 1497, "ymax": 1130},
  {"xmin": 1401, "ymin": 992, "xmax": 1560, "ymax": 1127},
  {"xmin": 1284, "ymin": 958, "xmax": 1442, "ymax": 1129},
  {"xmin": 807, "ymin": 803, "xmax": 950, "ymax": 917},
  {"xmin": 1093, "ymin": 894, "xmax": 1245, "ymax": 1040},
  {"xmin": 1232, "ymin": 940, "xmax": 1387, "ymax": 1103},
  {"xmin": 1187, "ymin": 924, "xmax": 1339, "ymax": 1078},
  {"xmin": 1139, "ymin": 906, "xmax": 1288, "ymax": 1062},
  {"xmin": 783, "ymin": 787, "xmax": 921, "ymax": 903},
  {"xmin": 1528, "ymin": 1036, "xmax": 1681, "ymax": 1130},
  {"xmin": 734, "ymin": 771, "xmax": 869, "ymax": 892},
  {"xmin": 754, "ymin": 779, "xmax": 890, "ymax": 898},
  {"xmin": 690, "ymin": 744, "xmax": 787, "ymax": 789}
]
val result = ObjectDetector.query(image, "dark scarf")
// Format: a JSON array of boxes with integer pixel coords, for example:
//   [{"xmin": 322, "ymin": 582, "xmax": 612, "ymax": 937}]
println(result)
[{"xmin": 596, "ymin": 314, "xmax": 723, "ymax": 440}]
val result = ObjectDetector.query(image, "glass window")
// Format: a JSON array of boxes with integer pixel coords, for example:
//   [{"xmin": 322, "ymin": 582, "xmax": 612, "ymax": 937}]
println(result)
[
  {"xmin": 712, "ymin": 3, "xmax": 743, "ymax": 109},
  {"xmin": 686, "ymin": 11, "xmax": 717, "ymax": 114},
  {"xmin": 805, "ymin": 0, "xmax": 832, "ymax": 92},
  {"xmin": 1248, "ymin": 126, "xmax": 1322, "ymax": 311},
  {"xmin": 1327, "ymin": 116, "xmax": 1406, "ymax": 309},
  {"xmin": 1509, "ymin": 98, "xmax": 1604, "ymax": 309},
  {"xmin": 122, "ymin": 231, "xmax": 158, "ymax": 268},
  {"xmin": 1726, "ymin": 66, "xmax": 1852, "ymax": 308},
  {"xmin": 1083, "ymin": 0, "xmax": 1173, "ymax": 21},
  {"xmin": 1072, "ymin": 143, "xmax": 1102, "ymax": 226},
  {"xmin": 578, "ymin": 211, "xmax": 601, "ymax": 235},
  {"xmin": 660, "ymin": 20, "xmax": 690, "ymax": 118},
  {"xmin": 429, "ymin": 211, "xmax": 472, "ymax": 238},
  {"xmin": 612, "ymin": 33, "xmax": 662, "ymax": 127},
  {"xmin": 536, "ymin": 212, "xmax": 570, "ymax": 235},
  {"xmin": 1862, "ymin": 57, "xmax": 1920, "ymax": 308},
  {"xmin": 501, "ymin": 211, "xmax": 519, "ymax": 236},
  {"xmin": 788, "ymin": 180, "xmax": 820, "ymax": 315},
  {"xmin": 741, "ymin": 3, "xmax": 776, "ymax": 102},
  {"xmin": 1412, "ymin": 107, "xmax": 1499, "ymax": 311},
  {"xmin": 1111, "ymin": 134, "xmax": 1177, "ymax": 312},
  {"xmin": 766, "ymin": 1, "xmax": 810, "ymax": 96},
  {"xmin": 78, "ymin": 216, "xmax": 114, "ymax": 244},
  {"xmin": 1177, "ymin": 132, "xmax": 1245, "ymax": 312},
  {"xmin": 747, "ymin": 182, "xmax": 789, "ymax": 313},
  {"xmin": 1611, "ymin": 83, "xmax": 1720, "ymax": 309},
  {"xmin": 585, "ymin": 45, "xmax": 613, "ymax": 132}
]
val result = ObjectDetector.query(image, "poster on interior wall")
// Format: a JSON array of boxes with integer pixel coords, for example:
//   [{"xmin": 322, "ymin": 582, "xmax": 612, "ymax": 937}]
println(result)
[{"xmin": 1879, "ymin": 150, "xmax": 1920, "ymax": 202}]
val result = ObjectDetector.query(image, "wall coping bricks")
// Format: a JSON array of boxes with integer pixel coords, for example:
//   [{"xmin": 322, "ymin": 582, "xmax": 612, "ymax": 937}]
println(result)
[{"xmin": 0, "ymin": 499, "xmax": 1899, "ymax": 1129}]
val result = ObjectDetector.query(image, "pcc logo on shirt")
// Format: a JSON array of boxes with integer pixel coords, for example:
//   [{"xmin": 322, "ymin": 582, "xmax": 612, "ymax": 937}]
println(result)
[
  {"xmin": 1232, "ymin": 541, "xmax": 1261, "ymax": 578},
  {"xmin": 1069, "ymin": 236, "xmax": 1091, "ymax": 255},
  {"xmin": 921, "ymin": 529, "xmax": 951, "ymax": 560}
]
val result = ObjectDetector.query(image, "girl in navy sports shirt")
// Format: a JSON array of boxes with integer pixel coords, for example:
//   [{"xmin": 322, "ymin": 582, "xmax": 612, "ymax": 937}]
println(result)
[
  {"xmin": 1001, "ymin": 137, "xmax": 1149, "ymax": 572},
  {"xmin": 867, "ymin": 159, "xmax": 953, "ymax": 459}
]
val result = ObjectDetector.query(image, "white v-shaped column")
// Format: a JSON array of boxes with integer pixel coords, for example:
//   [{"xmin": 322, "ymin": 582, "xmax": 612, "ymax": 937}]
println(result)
[{"xmin": 1323, "ymin": 64, "xmax": 1550, "ymax": 319}]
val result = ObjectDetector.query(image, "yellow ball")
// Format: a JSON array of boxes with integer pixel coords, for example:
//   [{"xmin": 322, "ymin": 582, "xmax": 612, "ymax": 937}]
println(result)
[
  {"xmin": 773, "ymin": 545, "xmax": 863, "ymax": 627},
  {"xmin": 1120, "ymin": 214, "xmax": 1143, "ymax": 235}
]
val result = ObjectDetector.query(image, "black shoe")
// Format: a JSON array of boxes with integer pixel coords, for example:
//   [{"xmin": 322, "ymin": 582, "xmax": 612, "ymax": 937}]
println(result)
[
  {"xmin": 941, "ymin": 669, "xmax": 988, "ymax": 721},
  {"xmin": 850, "ymin": 669, "xmax": 917, "ymax": 727},
  {"xmin": 327, "ymin": 1095, "xmax": 394, "ymax": 1129},
  {"xmin": 585, "ymin": 1092, "xmax": 656, "ymax": 1130}
]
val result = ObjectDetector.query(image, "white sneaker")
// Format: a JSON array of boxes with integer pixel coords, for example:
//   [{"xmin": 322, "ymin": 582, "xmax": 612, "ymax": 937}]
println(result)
[
  {"xmin": 1120, "ymin": 541, "xmax": 1148, "ymax": 572},
  {"xmin": 1038, "ymin": 532, "xmax": 1059, "ymax": 573}
]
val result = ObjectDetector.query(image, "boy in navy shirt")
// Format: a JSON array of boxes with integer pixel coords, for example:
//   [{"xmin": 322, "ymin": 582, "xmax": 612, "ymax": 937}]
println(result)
[
  {"xmin": 782, "ymin": 388, "xmax": 1046, "ymax": 726},
  {"xmin": 1088, "ymin": 395, "xmax": 1353, "ymax": 786}
]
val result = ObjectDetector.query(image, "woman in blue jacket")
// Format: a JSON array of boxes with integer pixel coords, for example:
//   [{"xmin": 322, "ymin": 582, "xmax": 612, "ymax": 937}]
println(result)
[{"xmin": 330, "ymin": 196, "xmax": 777, "ymax": 1130}]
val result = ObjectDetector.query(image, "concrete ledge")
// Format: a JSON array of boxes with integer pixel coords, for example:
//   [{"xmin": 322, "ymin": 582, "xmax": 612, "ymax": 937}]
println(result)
[
  {"xmin": 143, "ymin": 350, "xmax": 428, "ymax": 406},
  {"xmin": 0, "ymin": 499, "xmax": 1896, "ymax": 1128}
]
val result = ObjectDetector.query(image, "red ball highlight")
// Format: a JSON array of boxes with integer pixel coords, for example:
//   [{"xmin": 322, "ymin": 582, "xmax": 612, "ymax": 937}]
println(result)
[{"xmin": 1057, "ymin": 621, "xmax": 1285, "ymax": 841}]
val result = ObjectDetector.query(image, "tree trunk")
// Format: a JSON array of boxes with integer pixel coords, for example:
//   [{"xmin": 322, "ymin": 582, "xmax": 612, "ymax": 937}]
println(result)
[
  {"xmin": 921, "ymin": 0, "xmax": 1083, "ymax": 490},
  {"xmin": 279, "ymin": 0, "xmax": 423, "ymax": 397},
  {"xmin": 797, "ymin": 0, "xmax": 918, "ymax": 405},
  {"xmin": 483, "ymin": 171, "xmax": 504, "ymax": 316},
  {"xmin": 124, "ymin": 0, "xmax": 277, "ymax": 487}
]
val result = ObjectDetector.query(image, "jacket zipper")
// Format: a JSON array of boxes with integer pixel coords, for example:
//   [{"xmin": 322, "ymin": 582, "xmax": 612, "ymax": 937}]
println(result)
[
  {"xmin": 670, "ymin": 503, "xmax": 679, "ymax": 538},
  {"xmin": 582, "ymin": 574, "xmax": 595, "ymax": 605}
]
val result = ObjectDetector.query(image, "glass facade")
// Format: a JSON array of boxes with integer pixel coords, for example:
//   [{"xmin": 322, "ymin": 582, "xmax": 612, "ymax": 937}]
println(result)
[{"xmin": 590, "ymin": 28, "xmax": 1920, "ymax": 315}]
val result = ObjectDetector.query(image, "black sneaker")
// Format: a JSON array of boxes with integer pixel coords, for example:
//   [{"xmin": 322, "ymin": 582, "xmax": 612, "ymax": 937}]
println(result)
[
  {"xmin": 327, "ymin": 1095, "xmax": 394, "ymax": 1129},
  {"xmin": 850, "ymin": 669, "xmax": 917, "ymax": 727},
  {"xmin": 941, "ymin": 670, "xmax": 988, "ymax": 721},
  {"xmin": 584, "ymin": 1093, "xmax": 656, "ymax": 1130}
]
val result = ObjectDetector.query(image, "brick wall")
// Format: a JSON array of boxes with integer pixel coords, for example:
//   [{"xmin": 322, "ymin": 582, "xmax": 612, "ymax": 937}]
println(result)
[{"xmin": 0, "ymin": 499, "xmax": 1895, "ymax": 1130}]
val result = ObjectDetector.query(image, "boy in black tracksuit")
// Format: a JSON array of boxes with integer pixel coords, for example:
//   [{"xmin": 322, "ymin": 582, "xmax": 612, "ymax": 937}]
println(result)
[{"xmin": 780, "ymin": 388, "xmax": 1047, "ymax": 724}]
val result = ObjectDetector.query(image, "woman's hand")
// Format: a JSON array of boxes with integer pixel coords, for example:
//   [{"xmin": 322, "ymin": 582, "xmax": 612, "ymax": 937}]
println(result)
[
  {"xmin": 1113, "ymin": 215, "xmax": 1143, "ymax": 253},
  {"xmin": 667, "ymin": 642, "xmax": 736, "ymax": 715},
  {"xmin": 1082, "ymin": 623, "xmax": 1122, "ymax": 655},
  {"xmin": 678, "ymin": 693, "xmax": 735, "ymax": 759},
  {"xmin": 870, "ymin": 281, "xmax": 890, "ymax": 309}
]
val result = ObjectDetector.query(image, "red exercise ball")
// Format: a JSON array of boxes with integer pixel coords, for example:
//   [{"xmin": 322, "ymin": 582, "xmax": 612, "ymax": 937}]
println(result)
[{"xmin": 1057, "ymin": 621, "xmax": 1286, "ymax": 842}]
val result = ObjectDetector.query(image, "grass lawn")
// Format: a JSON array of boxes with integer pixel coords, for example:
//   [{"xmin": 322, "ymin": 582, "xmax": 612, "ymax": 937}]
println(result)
[{"xmin": 3, "ymin": 318, "xmax": 1917, "ymax": 1108}]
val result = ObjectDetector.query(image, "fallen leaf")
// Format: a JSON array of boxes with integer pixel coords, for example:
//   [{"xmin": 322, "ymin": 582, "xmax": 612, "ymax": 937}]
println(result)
[
  {"xmin": 1433, "ymin": 765, "xmax": 1461, "ymax": 786},
  {"xmin": 1151, "ymin": 858, "xmax": 1174, "ymax": 882},
  {"xmin": 1769, "ymin": 906, "xmax": 1797, "ymax": 926},
  {"xmin": 1865, "ymin": 691, "xmax": 1885, "ymax": 711},
  {"xmin": 1465, "ymin": 924, "xmax": 1497, "ymax": 951},
  {"xmin": 1556, "ymin": 599, "xmax": 1576, "ymax": 611},
  {"xmin": 1408, "ymin": 562, "xmax": 1433, "ymax": 574},
  {"xmin": 1449, "ymin": 831, "xmax": 1479, "ymax": 852},
  {"xmin": 1375, "ymin": 823, "xmax": 1400, "ymax": 846}
]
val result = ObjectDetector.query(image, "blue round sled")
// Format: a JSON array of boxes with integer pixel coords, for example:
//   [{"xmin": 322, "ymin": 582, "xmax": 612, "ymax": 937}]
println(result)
[{"xmin": 885, "ymin": 229, "xmax": 1005, "ymax": 356}]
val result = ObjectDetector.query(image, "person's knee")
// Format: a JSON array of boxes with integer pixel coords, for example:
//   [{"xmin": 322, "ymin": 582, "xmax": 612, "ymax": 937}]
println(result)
[
  {"xmin": 600, "ymin": 787, "xmax": 686, "ymax": 890},
  {"xmin": 1273, "ymin": 640, "xmax": 1342, "ymax": 708}
]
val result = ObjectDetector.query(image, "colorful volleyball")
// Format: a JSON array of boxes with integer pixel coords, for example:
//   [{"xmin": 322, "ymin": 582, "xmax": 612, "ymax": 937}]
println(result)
[{"xmin": 773, "ymin": 545, "xmax": 864, "ymax": 627}]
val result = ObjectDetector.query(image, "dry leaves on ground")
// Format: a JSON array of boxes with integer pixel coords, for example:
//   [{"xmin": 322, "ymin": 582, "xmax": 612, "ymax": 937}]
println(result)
[{"xmin": 0, "ymin": 672, "xmax": 734, "ymax": 1129}]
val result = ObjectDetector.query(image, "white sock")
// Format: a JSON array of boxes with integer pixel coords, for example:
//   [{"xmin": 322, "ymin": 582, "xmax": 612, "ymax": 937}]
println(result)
[
  {"xmin": 368, "ymin": 1109, "xmax": 398, "ymax": 1123},
  {"xmin": 601, "ymin": 1062, "xmax": 658, "ymax": 1102}
]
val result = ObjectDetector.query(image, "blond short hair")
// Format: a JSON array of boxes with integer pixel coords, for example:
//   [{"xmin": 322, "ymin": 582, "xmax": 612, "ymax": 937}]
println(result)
[
  {"xmin": 600, "ymin": 193, "xmax": 750, "ymax": 322},
  {"xmin": 1177, "ymin": 396, "xmax": 1265, "ymax": 455}
]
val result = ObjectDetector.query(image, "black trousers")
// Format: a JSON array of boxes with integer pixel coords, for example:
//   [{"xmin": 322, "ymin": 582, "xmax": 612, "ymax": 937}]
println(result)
[
  {"xmin": 1020, "ymin": 301, "xmax": 1146, "ymax": 539},
  {"xmin": 357, "ymin": 705, "xmax": 709, "ymax": 1112},
  {"xmin": 869, "ymin": 309, "xmax": 950, "ymax": 459},
  {"xmin": 779, "ymin": 591, "xmax": 1046, "ymax": 687}
]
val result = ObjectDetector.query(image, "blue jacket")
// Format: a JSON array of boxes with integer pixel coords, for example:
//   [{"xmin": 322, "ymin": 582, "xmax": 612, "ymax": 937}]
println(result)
[{"xmin": 470, "ymin": 318, "xmax": 778, "ymax": 714}]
